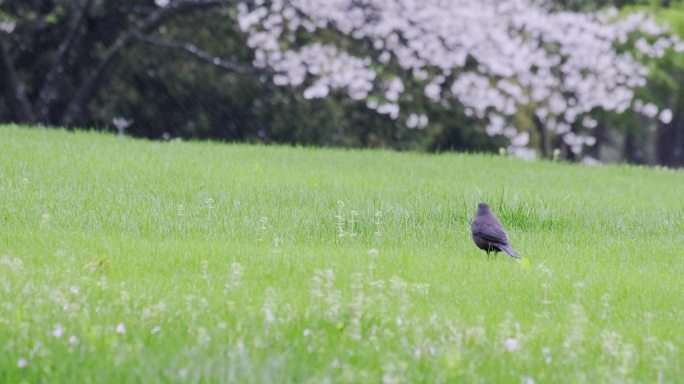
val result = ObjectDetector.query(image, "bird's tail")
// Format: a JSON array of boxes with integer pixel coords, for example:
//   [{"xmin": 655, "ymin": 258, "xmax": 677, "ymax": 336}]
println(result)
[{"xmin": 500, "ymin": 244, "xmax": 520, "ymax": 259}]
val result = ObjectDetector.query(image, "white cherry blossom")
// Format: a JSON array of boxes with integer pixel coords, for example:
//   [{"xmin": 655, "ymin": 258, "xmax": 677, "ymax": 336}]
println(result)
[{"xmin": 238, "ymin": 0, "xmax": 680, "ymax": 156}]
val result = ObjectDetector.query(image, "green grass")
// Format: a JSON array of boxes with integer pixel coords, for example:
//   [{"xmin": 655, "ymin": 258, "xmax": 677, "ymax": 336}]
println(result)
[{"xmin": 1, "ymin": 125, "xmax": 683, "ymax": 383}]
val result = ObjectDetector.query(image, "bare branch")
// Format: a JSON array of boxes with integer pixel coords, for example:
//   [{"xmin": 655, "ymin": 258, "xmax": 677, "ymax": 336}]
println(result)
[
  {"xmin": 138, "ymin": 0, "xmax": 232, "ymax": 35},
  {"xmin": 36, "ymin": 0, "xmax": 94, "ymax": 121},
  {"xmin": 136, "ymin": 34, "xmax": 256, "ymax": 75},
  {"xmin": 117, "ymin": 4, "xmax": 156, "ymax": 17},
  {"xmin": 61, "ymin": 0, "xmax": 234, "ymax": 126}
]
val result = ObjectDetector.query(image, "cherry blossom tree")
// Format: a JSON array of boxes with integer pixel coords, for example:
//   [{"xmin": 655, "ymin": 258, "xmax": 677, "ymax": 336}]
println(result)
[{"xmin": 237, "ymin": 0, "xmax": 683, "ymax": 159}]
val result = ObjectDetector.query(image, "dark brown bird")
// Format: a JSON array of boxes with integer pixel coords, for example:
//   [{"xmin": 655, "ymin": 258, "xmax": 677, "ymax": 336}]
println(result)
[{"xmin": 470, "ymin": 202, "xmax": 519, "ymax": 259}]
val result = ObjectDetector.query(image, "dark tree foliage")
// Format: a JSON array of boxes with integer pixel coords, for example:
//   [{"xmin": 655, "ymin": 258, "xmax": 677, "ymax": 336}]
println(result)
[
  {"xmin": 1, "ymin": 0, "xmax": 469, "ymax": 150},
  {"xmin": 1, "ymin": 0, "xmax": 238, "ymax": 127}
]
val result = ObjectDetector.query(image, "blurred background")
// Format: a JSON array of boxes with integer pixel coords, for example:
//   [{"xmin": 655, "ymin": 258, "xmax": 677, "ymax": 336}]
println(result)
[{"xmin": 2, "ymin": 0, "xmax": 684, "ymax": 166}]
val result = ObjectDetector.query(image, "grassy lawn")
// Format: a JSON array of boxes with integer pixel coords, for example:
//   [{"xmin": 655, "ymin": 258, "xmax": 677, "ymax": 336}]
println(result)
[{"xmin": 1, "ymin": 125, "xmax": 682, "ymax": 383}]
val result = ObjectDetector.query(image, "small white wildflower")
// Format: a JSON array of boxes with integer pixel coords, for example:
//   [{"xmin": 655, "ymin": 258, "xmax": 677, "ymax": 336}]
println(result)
[
  {"xmin": 205, "ymin": 197, "xmax": 215, "ymax": 209},
  {"xmin": 112, "ymin": 117, "xmax": 133, "ymax": 135},
  {"xmin": 264, "ymin": 308, "xmax": 275, "ymax": 323},
  {"xmin": 69, "ymin": 335, "xmax": 79, "ymax": 345},
  {"xmin": 226, "ymin": 262, "xmax": 244, "ymax": 291},
  {"xmin": 70, "ymin": 286, "xmax": 80, "ymax": 294},
  {"xmin": 40, "ymin": 213, "xmax": 51, "ymax": 228},
  {"xmin": 17, "ymin": 358, "xmax": 28, "ymax": 368},
  {"xmin": 522, "ymin": 376, "xmax": 535, "ymax": 384},
  {"xmin": 115, "ymin": 323, "xmax": 126, "ymax": 334},
  {"xmin": 151, "ymin": 326, "xmax": 161, "ymax": 335},
  {"xmin": 52, "ymin": 324, "xmax": 65, "ymax": 338},
  {"xmin": 303, "ymin": 328, "xmax": 312, "ymax": 337},
  {"xmin": 179, "ymin": 368, "xmax": 189, "ymax": 379},
  {"xmin": 504, "ymin": 338, "xmax": 520, "ymax": 352},
  {"xmin": 368, "ymin": 248, "xmax": 379, "ymax": 256}
]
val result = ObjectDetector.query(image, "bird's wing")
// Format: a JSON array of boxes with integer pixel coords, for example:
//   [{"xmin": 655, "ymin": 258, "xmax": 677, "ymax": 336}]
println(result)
[{"xmin": 472, "ymin": 224, "xmax": 509, "ymax": 245}]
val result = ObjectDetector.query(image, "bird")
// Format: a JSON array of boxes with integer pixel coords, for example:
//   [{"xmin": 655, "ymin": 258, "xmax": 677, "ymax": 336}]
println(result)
[{"xmin": 470, "ymin": 202, "xmax": 519, "ymax": 259}]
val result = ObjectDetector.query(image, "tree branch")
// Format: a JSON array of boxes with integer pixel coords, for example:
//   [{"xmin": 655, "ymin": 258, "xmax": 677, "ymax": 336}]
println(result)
[
  {"xmin": 136, "ymin": 34, "xmax": 257, "ymax": 74},
  {"xmin": 61, "ymin": 0, "xmax": 233, "ymax": 126},
  {"xmin": 138, "ymin": 0, "xmax": 232, "ymax": 35}
]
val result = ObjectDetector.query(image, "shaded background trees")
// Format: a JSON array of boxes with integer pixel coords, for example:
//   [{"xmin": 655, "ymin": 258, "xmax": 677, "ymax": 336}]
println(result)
[
  {"xmin": 2, "ymin": 0, "xmax": 684, "ymax": 166},
  {"xmin": 0, "ymin": 0, "xmax": 440, "ymax": 150}
]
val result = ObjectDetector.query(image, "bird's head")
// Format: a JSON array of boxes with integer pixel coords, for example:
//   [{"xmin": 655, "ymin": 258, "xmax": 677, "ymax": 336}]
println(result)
[{"xmin": 477, "ymin": 202, "xmax": 491, "ymax": 214}]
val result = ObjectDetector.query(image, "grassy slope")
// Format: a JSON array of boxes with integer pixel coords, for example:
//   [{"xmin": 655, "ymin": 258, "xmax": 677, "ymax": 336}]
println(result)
[{"xmin": 1, "ymin": 125, "xmax": 683, "ymax": 382}]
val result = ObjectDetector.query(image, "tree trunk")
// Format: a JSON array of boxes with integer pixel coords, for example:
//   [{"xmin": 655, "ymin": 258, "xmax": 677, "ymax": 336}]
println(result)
[
  {"xmin": 587, "ymin": 122, "xmax": 606, "ymax": 160},
  {"xmin": 36, "ymin": 0, "xmax": 94, "ymax": 122},
  {"xmin": 0, "ymin": 40, "xmax": 36, "ymax": 123},
  {"xmin": 656, "ymin": 113, "xmax": 684, "ymax": 167},
  {"xmin": 61, "ymin": 37, "xmax": 127, "ymax": 127},
  {"xmin": 624, "ymin": 132, "xmax": 647, "ymax": 164},
  {"xmin": 534, "ymin": 116, "xmax": 550, "ymax": 158}
]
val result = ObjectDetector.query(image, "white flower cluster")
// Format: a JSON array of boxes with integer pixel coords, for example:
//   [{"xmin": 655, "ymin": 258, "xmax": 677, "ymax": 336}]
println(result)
[{"xmin": 238, "ymin": 0, "xmax": 681, "ymax": 154}]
